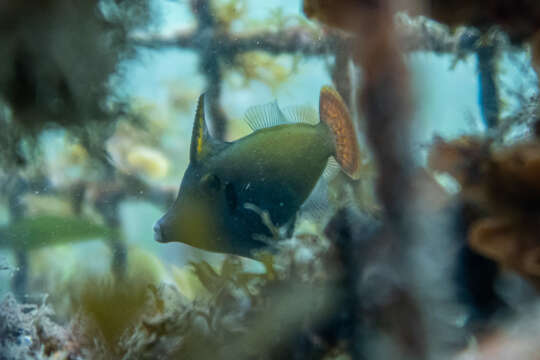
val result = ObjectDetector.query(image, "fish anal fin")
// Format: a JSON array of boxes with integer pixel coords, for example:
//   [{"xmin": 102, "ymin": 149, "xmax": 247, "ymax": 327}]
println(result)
[{"xmin": 319, "ymin": 86, "xmax": 361, "ymax": 179}]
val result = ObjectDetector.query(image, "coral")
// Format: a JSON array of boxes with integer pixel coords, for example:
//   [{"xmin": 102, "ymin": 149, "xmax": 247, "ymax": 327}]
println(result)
[
  {"xmin": 126, "ymin": 146, "xmax": 170, "ymax": 179},
  {"xmin": 117, "ymin": 283, "xmax": 194, "ymax": 359},
  {"xmin": 429, "ymin": 137, "xmax": 540, "ymax": 213},
  {"xmin": 230, "ymin": 51, "xmax": 300, "ymax": 91},
  {"xmin": 424, "ymin": 0, "xmax": 540, "ymax": 43},
  {"xmin": 429, "ymin": 135, "xmax": 540, "ymax": 289},
  {"xmin": 0, "ymin": 225, "xmax": 342, "ymax": 359},
  {"xmin": 263, "ymin": 218, "xmax": 335, "ymax": 283},
  {"xmin": 108, "ymin": 138, "xmax": 171, "ymax": 180},
  {"xmin": 0, "ymin": 293, "xmax": 71, "ymax": 360},
  {"xmin": 6, "ymin": 224, "xmax": 334, "ymax": 359},
  {"xmin": 214, "ymin": 0, "xmax": 247, "ymax": 31},
  {"xmin": 469, "ymin": 216, "xmax": 540, "ymax": 288},
  {"xmin": 304, "ymin": 0, "xmax": 540, "ymax": 43}
]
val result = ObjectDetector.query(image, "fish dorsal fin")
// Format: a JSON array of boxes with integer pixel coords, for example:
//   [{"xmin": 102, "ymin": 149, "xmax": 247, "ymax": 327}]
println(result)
[
  {"xmin": 190, "ymin": 93, "xmax": 214, "ymax": 163},
  {"xmin": 243, "ymin": 101, "xmax": 290, "ymax": 131},
  {"xmin": 282, "ymin": 105, "xmax": 319, "ymax": 125}
]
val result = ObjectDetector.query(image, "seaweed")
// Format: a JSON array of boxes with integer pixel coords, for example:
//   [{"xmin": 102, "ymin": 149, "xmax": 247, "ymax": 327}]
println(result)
[
  {"xmin": 69, "ymin": 249, "xmax": 165, "ymax": 355},
  {"xmin": 0, "ymin": 215, "xmax": 110, "ymax": 251}
]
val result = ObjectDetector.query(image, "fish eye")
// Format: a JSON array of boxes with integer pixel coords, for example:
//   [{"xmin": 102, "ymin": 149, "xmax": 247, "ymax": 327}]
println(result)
[{"xmin": 201, "ymin": 173, "xmax": 221, "ymax": 191}]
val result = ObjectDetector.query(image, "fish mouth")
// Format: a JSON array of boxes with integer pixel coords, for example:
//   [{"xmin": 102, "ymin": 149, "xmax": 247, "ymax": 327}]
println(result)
[{"xmin": 153, "ymin": 221, "xmax": 167, "ymax": 243}]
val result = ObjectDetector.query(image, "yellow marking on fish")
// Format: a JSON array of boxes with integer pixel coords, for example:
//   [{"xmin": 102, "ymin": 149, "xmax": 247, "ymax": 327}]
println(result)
[
  {"xmin": 195, "ymin": 111, "xmax": 204, "ymax": 155},
  {"xmin": 197, "ymin": 130, "xmax": 203, "ymax": 154}
]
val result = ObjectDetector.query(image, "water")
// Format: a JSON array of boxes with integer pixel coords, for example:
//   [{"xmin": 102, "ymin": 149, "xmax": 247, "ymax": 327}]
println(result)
[{"xmin": 0, "ymin": 1, "xmax": 539, "ymax": 359}]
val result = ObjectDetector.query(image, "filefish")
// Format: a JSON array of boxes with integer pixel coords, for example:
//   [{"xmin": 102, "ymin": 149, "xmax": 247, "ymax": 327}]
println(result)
[{"xmin": 154, "ymin": 86, "xmax": 361, "ymax": 257}]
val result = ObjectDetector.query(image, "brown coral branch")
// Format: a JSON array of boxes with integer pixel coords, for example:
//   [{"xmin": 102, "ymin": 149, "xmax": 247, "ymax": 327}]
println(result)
[
  {"xmin": 330, "ymin": 36, "xmax": 354, "ymax": 109},
  {"xmin": 219, "ymin": 29, "xmax": 343, "ymax": 55},
  {"xmin": 396, "ymin": 15, "xmax": 481, "ymax": 54},
  {"xmin": 190, "ymin": 0, "xmax": 228, "ymax": 139},
  {"xmin": 133, "ymin": 28, "xmax": 344, "ymax": 55},
  {"xmin": 350, "ymin": 5, "xmax": 414, "ymax": 223},
  {"xmin": 134, "ymin": 15, "xmax": 490, "ymax": 58},
  {"xmin": 354, "ymin": 7, "xmax": 431, "ymax": 359},
  {"xmin": 131, "ymin": 31, "xmax": 198, "ymax": 49}
]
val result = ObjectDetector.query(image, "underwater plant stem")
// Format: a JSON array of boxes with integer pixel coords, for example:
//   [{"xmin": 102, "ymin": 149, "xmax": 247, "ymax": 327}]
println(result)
[
  {"xmin": 191, "ymin": 0, "xmax": 216, "ymax": 28},
  {"xmin": 13, "ymin": 249, "xmax": 28, "ymax": 299},
  {"xmin": 347, "ymin": 2, "xmax": 435, "ymax": 359},
  {"xmin": 91, "ymin": 174, "xmax": 176, "ymax": 279},
  {"xmin": 331, "ymin": 37, "xmax": 353, "ymax": 109},
  {"xmin": 191, "ymin": 0, "xmax": 228, "ymax": 139},
  {"xmin": 111, "ymin": 234, "xmax": 127, "ymax": 279},
  {"xmin": 135, "ymin": 28, "xmax": 345, "ymax": 55},
  {"xmin": 348, "ymin": 3, "xmax": 469, "ymax": 359},
  {"xmin": 355, "ymin": 16, "xmax": 414, "ymax": 224},
  {"xmin": 477, "ymin": 44, "xmax": 500, "ymax": 129},
  {"xmin": 134, "ymin": 14, "xmax": 488, "ymax": 57},
  {"xmin": 7, "ymin": 176, "xmax": 29, "ymax": 299},
  {"xmin": 324, "ymin": 209, "xmax": 378, "ymax": 359},
  {"xmin": 201, "ymin": 52, "xmax": 228, "ymax": 139},
  {"xmin": 94, "ymin": 181, "xmax": 127, "ymax": 278}
]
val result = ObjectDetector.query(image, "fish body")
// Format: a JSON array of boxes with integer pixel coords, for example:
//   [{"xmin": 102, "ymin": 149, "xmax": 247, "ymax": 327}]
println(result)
[{"xmin": 154, "ymin": 87, "xmax": 360, "ymax": 257}]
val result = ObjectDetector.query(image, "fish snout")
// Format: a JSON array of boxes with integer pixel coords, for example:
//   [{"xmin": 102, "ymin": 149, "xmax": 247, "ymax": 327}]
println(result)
[{"xmin": 153, "ymin": 218, "xmax": 168, "ymax": 243}]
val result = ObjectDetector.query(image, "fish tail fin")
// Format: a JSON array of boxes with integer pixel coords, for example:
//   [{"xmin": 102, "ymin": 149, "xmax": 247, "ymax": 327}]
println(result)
[{"xmin": 319, "ymin": 86, "xmax": 361, "ymax": 179}]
